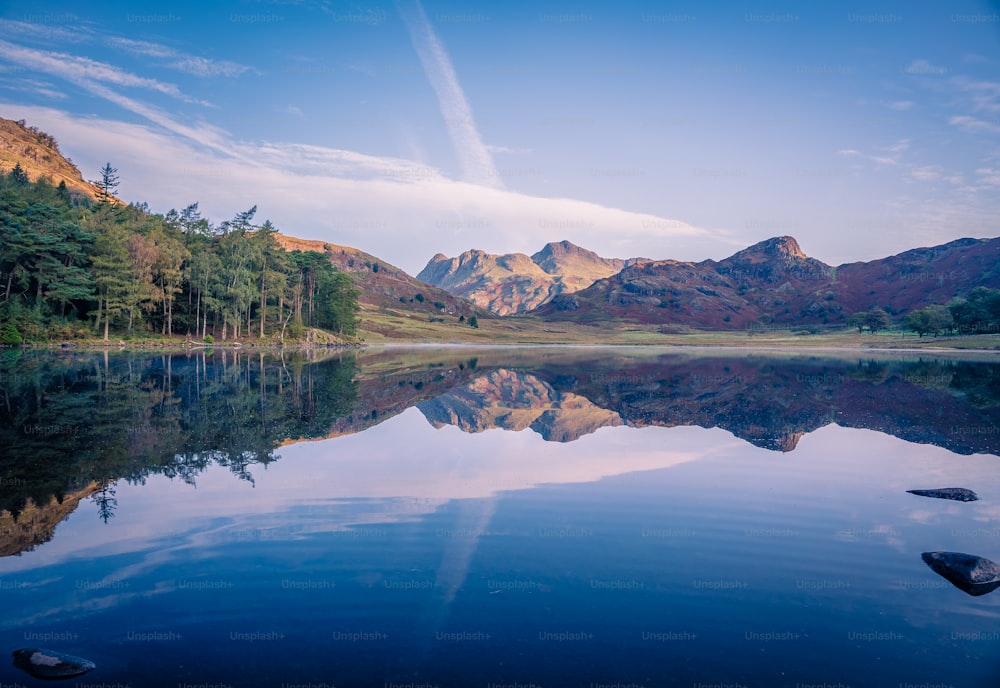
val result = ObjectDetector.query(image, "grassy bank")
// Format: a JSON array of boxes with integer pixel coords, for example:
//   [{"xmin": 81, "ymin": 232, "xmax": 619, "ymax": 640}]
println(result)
[
  {"xmin": 357, "ymin": 305, "xmax": 1000, "ymax": 351},
  {"xmin": 10, "ymin": 306, "xmax": 999, "ymax": 352}
]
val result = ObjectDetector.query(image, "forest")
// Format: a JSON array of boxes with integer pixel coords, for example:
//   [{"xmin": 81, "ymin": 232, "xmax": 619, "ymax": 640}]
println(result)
[{"xmin": 0, "ymin": 163, "xmax": 359, "ymax": 343}]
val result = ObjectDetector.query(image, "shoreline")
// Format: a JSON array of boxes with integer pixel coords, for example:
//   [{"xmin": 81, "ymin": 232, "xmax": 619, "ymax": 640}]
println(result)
[{"xmin": 6, "ymin": 333, "xmax": 998, "ymax": 356}]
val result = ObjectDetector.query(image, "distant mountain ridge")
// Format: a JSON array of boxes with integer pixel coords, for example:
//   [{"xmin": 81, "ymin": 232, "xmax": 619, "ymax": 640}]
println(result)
[
  {"xmin": 418, "ymin": 240, "xmax": 640, "ymax": 315},
  {"xmin": 535, "ymin": 235, "xmax": 1000, "ymax": 329}
]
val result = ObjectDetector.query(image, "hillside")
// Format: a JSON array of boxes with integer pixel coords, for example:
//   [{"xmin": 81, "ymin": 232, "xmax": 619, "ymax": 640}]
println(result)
[
  {"xmin": 535, "ymin": 235, "xmax": 1000, "ymax": 329},
  {"xmin": 274, "ymin": 235, "xmax": 489, "ymax": 338},
  {"xmin": 0, "ymin": 116, "xmax": 104, "ymax": 201},
  {"xmin": 418, "ymin": 240, "xmax": 634, "ymax": 315}
]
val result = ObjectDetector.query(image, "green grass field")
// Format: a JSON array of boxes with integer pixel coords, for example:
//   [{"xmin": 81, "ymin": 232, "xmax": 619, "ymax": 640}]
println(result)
[{"xmin": 356, "ymin": 305, "xmax": 1000, "ymax": 351}]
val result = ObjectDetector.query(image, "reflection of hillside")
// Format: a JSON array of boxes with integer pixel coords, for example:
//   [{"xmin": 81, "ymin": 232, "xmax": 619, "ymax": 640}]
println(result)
[
  {"xmin": 418, "ymin": 369, "xmax": 623, "ymax": 441},
  {"xmin": 533, "ymin": 357, "xmax": 1000, "ymax": 455},
  {"xmin": 3, "ymin": 350, "xmax": 998, "ymax": 557},
  {"xmin": 319, "ymin": 351, "xmax": 1000, "ymax": 454},
  {"xmin": 0, "ymin": 482, "xmax": 101, "ymax": 557}
]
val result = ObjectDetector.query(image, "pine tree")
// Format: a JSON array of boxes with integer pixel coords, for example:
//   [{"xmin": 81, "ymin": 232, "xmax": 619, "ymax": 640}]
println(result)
[
  {"xmin": 91, "ymin": 162, "xmax": 120, "ymax": 206},
  {"xmin": 9, "ymin": 163, "xmax": 29, "ymax": 186}
]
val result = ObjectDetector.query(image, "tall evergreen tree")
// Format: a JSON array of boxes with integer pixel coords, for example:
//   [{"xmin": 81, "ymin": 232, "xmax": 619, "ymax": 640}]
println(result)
[{"xmin": 91, "ymin": 162, "xmax": 120, "ymax": 206}]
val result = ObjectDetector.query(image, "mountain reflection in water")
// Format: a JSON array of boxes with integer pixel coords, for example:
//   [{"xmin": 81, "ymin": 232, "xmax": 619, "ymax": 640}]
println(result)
[
  {"xmin": 2, "ymin": 347, "xmax": 1000, "ymax": 687},
  {"xmin": 1, "ymin": 346, "xmax": 998, "ymax": 558}
]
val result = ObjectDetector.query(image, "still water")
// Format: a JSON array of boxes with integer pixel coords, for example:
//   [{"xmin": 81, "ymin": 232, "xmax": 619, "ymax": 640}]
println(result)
[{"xmin": 1, "ymin": 346, "xmax": 999, "ymax": 687}]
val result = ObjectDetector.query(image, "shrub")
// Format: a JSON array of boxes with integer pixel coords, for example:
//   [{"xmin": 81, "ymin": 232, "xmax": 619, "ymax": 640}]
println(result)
[
  {"xmin": 203, "ymin": 334, "xmax": 214, "ymax": 344},
  {"xmin": 1, "ymin": 323, "xmax": 23, "ymax": 346}
]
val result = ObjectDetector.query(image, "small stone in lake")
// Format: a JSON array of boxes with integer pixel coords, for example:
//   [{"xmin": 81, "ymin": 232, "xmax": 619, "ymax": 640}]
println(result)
[
  {"xmin": 906, "ymin": 487, "xmax": 978, "ymax": 502},
  {"xmin": 12, "ymin": 648, "xmax": 96, "ymax": 679},
  {"xmin": 921, "ymin": 551, "xmax": 1000, "ymax": 597}
]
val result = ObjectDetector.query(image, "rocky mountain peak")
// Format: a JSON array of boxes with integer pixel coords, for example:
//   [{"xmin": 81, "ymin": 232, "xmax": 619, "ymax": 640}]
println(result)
[
  {"xmin": 419, "ymin": 241, "xmax": 629, "ymax": 315},
  {"xmin": 726, "ymin": 236, "xmax": 809, "ymax": 263},
  {"xmin": 531, "ymin": 240, "xmax": 605, "ymax": 274}
]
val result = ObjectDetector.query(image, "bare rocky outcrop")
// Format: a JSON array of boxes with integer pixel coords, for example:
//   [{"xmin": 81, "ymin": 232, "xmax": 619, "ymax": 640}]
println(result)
[{"xmin": 418, "ymin": 240, "xmax": 632, "ymax": 315}]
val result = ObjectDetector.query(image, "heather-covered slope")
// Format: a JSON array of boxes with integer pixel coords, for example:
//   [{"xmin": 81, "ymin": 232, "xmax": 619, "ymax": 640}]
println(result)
[
  {"xmin": 274, "ymin": 235, "xmax": 483, "ymax": 323},
  {"xmin": 536, "ymin": 236, "xmax": 1000, "ymax": 329}
]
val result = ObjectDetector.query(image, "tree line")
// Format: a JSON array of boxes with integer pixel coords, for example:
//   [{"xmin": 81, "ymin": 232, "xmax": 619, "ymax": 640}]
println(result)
[
  {"xmin": 902, "ymin": 287, "xmax": 1000, "ymax": 337},
  {"xmin": 847, "ymin": 287, "xmax": 1000, "ymax": 337},
  {"xmin": 0, "ymin": 164, "xmax": 359, "ymax": 343}
]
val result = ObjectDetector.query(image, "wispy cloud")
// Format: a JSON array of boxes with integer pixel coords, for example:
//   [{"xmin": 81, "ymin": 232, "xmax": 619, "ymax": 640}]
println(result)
[
  {"xmin": 0, "ymin": 19, "xmax": 93, "ymax": 45},
  {"xmin": 398, "ymin": 0, "xmax": 502, "ymax": 189},
  {"xmin": 2, "ymin": 104, "xmax": 711, "ymax": 274},
  {"xmin": 905, "ymin": 165, "xmax": 963, "ymax": 184},
  {"xmin": 837, "ymin": 138, "xmax": 909, "ymax": 167},
  {"xmin": 904, "ymin": 59, "xmax": 949, "ymax": 76},
  {"xmin": 106, "ymin": 37, "xmax": 258, "ymax": 78},
  {"xmin": 974, "ymin": 168, "xmax": 1000, "ymax": 187},
  {"xmin": 0, "ymin": 22, "xmax": 257, "ymax": 81},
  {"xmin": 486, "ymin": 144, "xmax": 532, "ymax": 154},
  {"xmin": 0, "ymin": 77, "xmax": 67, "ymax": 100},
  {"xmin": 0, "ymin": 39, "xmax": 209, "ymax": 105},
  {"xmin": 949, "ymin": 115, "xmax": 1000, "ymax": 135},
  {"xmin": 889, "ymin": 100, "xmax": 914, "ymax": 111},
  {"xmin": 951, "ymin": 77, "xmax": 1000, "ymax": 114},
  {"xmin": 104, "ymin": 37, "xmax": 176, "ymax": 59}
]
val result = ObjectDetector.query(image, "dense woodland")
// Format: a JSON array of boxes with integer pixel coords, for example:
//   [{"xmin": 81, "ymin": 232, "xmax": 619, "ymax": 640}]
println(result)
[{"xmin": 0, "ymin": 164, "xmax": 359, "ymax": 343}]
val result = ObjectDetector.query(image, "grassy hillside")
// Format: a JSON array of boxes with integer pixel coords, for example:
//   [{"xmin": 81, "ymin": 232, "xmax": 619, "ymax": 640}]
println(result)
[{"xmin": 0, "ymin": 116, "xmax": 104, "ymax": 201}]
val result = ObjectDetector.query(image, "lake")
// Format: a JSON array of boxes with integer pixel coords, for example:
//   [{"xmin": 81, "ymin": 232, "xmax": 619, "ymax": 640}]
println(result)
[{"xmin": 1, "ymin": 345, "xmax": 1000, "ymax": 687}]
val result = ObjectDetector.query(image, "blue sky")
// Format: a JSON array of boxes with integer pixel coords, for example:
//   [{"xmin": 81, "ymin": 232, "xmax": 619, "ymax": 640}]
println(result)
[{"xmin": 0, "ymin": 0, "xmax": 998, "ymax": 274}]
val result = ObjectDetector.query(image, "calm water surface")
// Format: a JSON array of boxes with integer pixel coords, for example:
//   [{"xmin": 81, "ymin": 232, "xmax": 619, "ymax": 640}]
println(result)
[{"xmin": 1, "ymin": 346, "xmax": 999, "ymax": 687}]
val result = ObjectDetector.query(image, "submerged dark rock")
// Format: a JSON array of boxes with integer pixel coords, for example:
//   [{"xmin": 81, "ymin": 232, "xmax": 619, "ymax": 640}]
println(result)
[
  {"xmin": 12, "ymin": 648, "xmax": 96, "ymax": 679},
  {"xmin": 921, "ymin": 551, "xmax": 1000, "ymax": 596},
  {"xmin": 907, "ymin": 487, "xmax": 979, "ymax": 502}
]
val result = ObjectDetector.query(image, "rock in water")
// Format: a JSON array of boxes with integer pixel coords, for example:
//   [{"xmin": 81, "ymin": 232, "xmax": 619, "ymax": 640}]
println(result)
[
  {"xmin": 906, "ymin": 487, "xmax": 978, "ymax": 502},
  {"xmin": 921, "ymin": 551, "xmax": 1000, "ymax": 596},
  {"xmin": 12, "ymin": 648, "xmax": 96, "ymax": 679}
]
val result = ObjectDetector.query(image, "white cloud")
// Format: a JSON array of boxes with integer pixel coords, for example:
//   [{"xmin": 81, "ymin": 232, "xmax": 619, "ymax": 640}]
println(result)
[
  {"xmin": 905, "ymin": 166, "xmax": 963, "ymax": 184},
  {"xmin": 889, "ymin": 100, "xmax": 914, "ymax": 111},
  {"xmin": 169, "ymin": 57, "xmax": 255, "ymax": 78},
  {"xmin": 3, "ymin": 104, "xmax": 711, "ymax": 274},
  {"xmin": 104, "ymin": 37, "xmax": 176, "ymax": 59},
  {"xmin": 398, "ymin": 0, "xmax": 502, "ymax": 189},
  {"xmin": 0, "ymin": 39, "xmax": 209, "ymax": 105},
  {"xmin": 904, "ymin": 59, "xmax": 949, "ymax": 76},
  {"xmin": 106, "ymin": 37, "xmax": 257, "ymax": 78},
  {"xmin": 485, "ymin": 144, "xmax": 532, "ymax": 154},
  {"xmin": 885, "ymin": 139, "xmax": 910, "ymax": 154},
  {"xmin": 976, "ymin": 168, "xmax": 1000, "ymax": 186},
  {"xmin": 0, "ymin": 77, "xmax": 67, "ymax": 100},
  {"xmin": 836, "ymin": 142, "xmax": 903, "ymax": 167},
  {"xmin": 952, "ymin": 77, "xmax": 1000, "ymax": 114},
  {"xmin": 949, "ymin": 115, "xmax": 1000, "ymax": 134},
  {"xmin": 907, "ymin": 166, "xmax": 942, "ymax": 181},
  {"xmin": 0, "ymin": 19, "xmax": 92, "ymax": 45}
]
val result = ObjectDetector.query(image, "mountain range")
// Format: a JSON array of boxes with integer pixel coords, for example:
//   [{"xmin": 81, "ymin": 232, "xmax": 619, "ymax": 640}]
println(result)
[
  {"xmin": 535, "ymin": 235, "xmax": 1000, "ymax": 329},
  {"xmin": 2, "ymin": 115, "xmax": 998, "ymax": 334}
]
